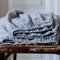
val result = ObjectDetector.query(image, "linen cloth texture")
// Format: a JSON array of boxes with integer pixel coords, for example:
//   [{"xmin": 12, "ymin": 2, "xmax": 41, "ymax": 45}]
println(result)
[{"xmin": 0, "ymin": 10, "xmax": 60, "ymax": 45}]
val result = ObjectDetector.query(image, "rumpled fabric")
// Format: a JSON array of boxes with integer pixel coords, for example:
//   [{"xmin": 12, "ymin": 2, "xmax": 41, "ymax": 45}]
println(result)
[{"xmin": 0, "ymin": 10, "xmax": 60, "ymax": 45}]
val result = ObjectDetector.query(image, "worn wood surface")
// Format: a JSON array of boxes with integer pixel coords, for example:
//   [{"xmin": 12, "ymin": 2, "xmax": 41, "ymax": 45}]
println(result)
[{"xmin": 0, "ymin": 45, "xmax": 60, "ymax": 54}]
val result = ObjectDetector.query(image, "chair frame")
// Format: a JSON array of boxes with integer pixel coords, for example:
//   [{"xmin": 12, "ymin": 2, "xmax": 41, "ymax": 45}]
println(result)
[{"xmin": 0, "ymin": 45, "xmax": 60, "ymax": 60}]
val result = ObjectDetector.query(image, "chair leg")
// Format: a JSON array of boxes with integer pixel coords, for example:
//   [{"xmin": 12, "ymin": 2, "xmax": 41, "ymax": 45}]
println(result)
[
  {"xmin": 11, "ymin": 53, "xmax": 17, "ymax": 60},
  {"xmin": 0, "ymin": 53, "xmax": 5, "ymax": 60},
  {"xmin": 14, "ymin": 53, "xmax": 17, "ymax": 60}
]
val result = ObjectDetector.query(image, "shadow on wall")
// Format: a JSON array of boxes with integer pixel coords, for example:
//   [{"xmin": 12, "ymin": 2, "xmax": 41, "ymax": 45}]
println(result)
[{"xmin": 0, "ymin": 0, "xmax": 8, "ymax": 17}]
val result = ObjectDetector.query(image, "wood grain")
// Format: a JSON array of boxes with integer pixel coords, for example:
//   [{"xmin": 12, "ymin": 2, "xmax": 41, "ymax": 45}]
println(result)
[{"xmin": 0, "ymin": 45, "xmax": 60, "ymax": 54}]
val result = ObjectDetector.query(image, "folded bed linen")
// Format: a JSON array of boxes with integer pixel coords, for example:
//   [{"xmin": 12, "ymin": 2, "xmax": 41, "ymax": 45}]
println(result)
[{"xmin": 0, "ymin": 10, "xmax": 60, "ymax": 45}]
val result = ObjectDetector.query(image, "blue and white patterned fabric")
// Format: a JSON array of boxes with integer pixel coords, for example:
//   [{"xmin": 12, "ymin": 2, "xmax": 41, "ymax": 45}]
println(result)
[{"xmin": 0, "ymin": 10, "xmax": 60, "ymax": 45}]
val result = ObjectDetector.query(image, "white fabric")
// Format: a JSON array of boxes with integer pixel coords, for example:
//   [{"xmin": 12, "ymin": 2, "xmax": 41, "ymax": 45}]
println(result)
[{"xmin": 0, "ymin": 10, "xmax": 59, "ymax": 44}]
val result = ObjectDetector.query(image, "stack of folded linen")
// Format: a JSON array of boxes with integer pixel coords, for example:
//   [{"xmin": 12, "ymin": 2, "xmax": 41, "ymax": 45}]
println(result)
[{"xmin": 0, "ymin": 10, "xmax": 60, "ymax": 45}]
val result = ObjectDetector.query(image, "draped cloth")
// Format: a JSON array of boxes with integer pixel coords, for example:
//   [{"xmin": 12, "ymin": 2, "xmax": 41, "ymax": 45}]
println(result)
[{"xmin": 0, "ymin": 10, "xmax": 60, "ymax": 45}]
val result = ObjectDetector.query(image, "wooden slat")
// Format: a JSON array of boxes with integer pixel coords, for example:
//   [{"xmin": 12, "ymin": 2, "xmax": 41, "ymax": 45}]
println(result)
[{"xmin": 0, "ymin": 45, "xmax": 60, "ymax": 54}]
